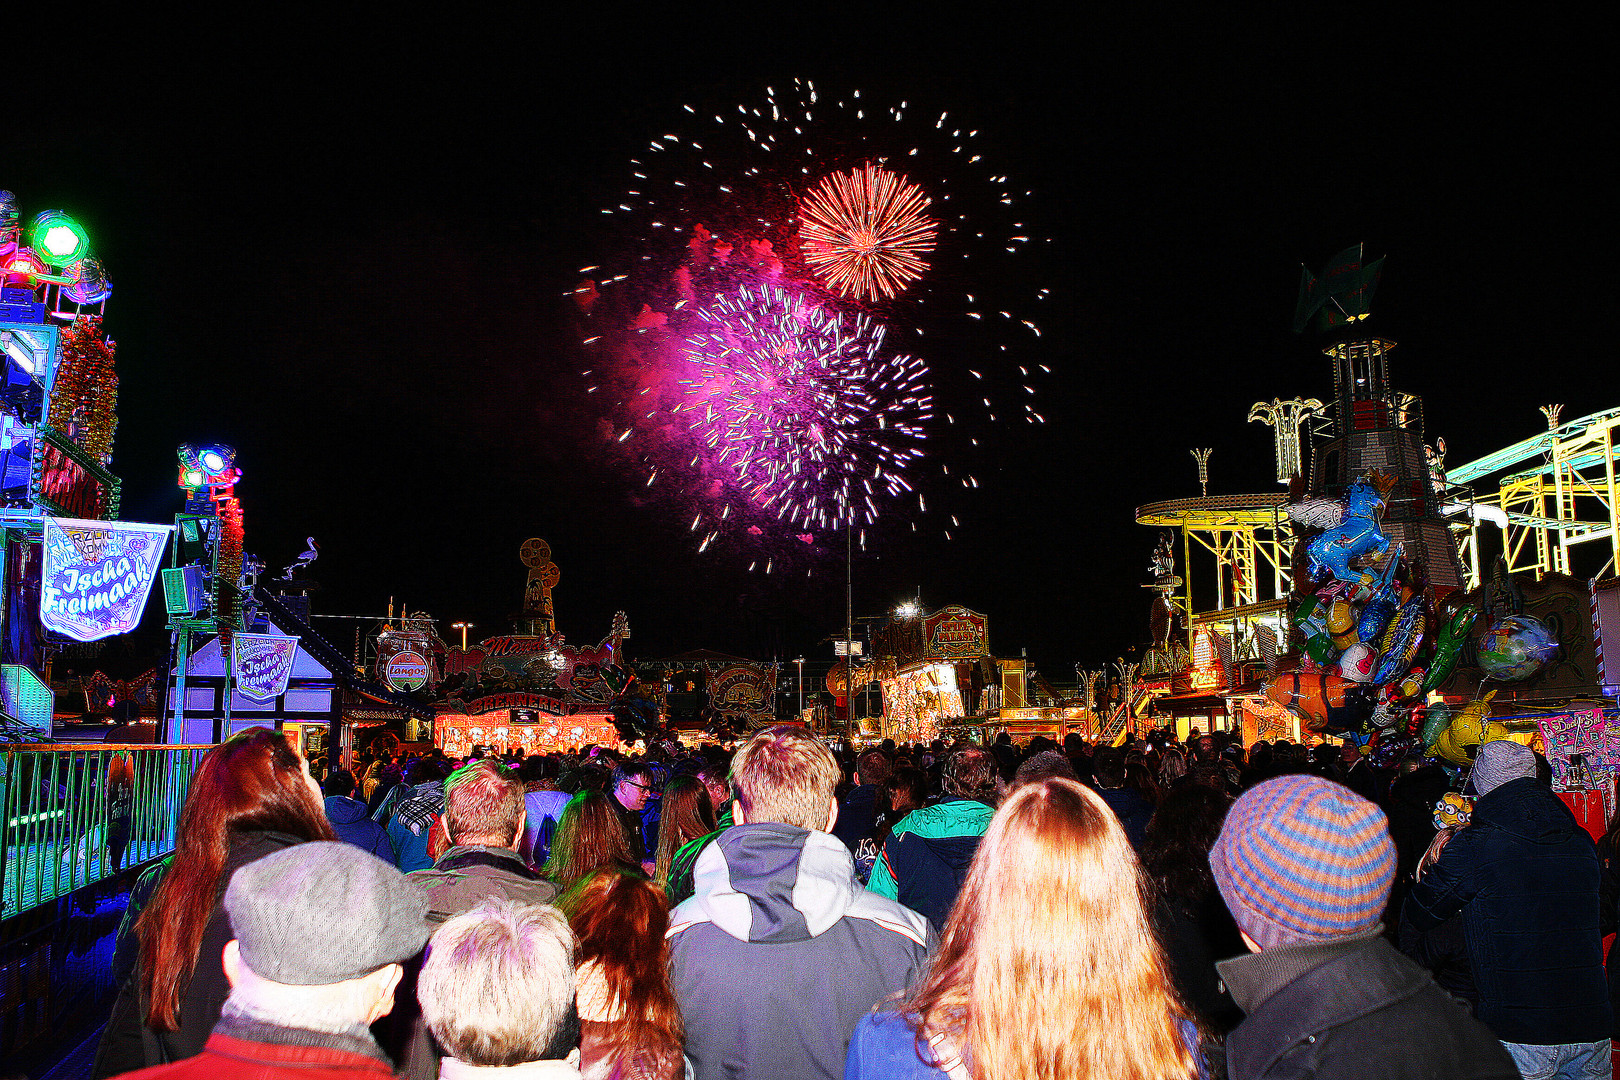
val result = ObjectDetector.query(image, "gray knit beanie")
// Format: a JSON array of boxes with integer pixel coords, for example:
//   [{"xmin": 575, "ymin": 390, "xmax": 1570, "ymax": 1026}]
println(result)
[{"xmin": 1472, "ymin": 739, "xmax": 1536, "ymax": 796}]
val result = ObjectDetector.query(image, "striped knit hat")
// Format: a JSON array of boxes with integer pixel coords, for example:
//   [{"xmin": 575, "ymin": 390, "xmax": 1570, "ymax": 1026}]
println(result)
[{"xmin": 1210, "ymin": 774, "xmax": 1396, "ymax": 949}]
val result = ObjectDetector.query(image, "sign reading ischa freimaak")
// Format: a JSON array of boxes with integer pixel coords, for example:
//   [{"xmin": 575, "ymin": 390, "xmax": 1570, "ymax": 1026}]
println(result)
[{"xmin": 40, "ymin": 517, "xmax": 172, "ymax": 642}]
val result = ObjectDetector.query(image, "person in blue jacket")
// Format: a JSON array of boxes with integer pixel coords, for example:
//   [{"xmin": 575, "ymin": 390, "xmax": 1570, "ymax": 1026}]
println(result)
[
  {"xmin": 867, "ymin": 746, "xmax": 997, "ymax": 931},
  {"xmin": 321, "ymin": 769, "xmax": 392, "ymax": 861}
]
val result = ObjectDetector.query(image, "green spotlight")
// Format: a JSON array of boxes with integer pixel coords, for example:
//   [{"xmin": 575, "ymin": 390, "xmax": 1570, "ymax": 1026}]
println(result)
[{"xmin": 28, "ymin": 211, "xmax": 90, "ymax": 267}]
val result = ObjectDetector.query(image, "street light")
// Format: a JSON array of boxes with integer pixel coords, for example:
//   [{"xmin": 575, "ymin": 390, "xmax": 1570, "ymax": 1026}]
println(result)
[
  {"xmin": 895, "ymin": 600, "xmax": 922, "ymax": 619},
  {"xmin": 451, "ymin": 621, "xmax": 474, "ymax": 650},
  {"xmin": 795, "ymin": 657, "xmax": 806, "ymax": 718}
]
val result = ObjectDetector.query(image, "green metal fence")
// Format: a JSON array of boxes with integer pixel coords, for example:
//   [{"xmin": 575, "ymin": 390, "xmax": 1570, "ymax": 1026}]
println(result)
[{"xmin": 1, "ymin": 744, "xmax": 213, "ymax": 919}]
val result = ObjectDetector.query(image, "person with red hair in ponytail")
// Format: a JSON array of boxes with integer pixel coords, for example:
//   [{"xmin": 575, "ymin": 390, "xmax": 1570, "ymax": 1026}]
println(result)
[{"xmin": 93, "ymin": 727, "xmax": 337, "ymax": 1077}]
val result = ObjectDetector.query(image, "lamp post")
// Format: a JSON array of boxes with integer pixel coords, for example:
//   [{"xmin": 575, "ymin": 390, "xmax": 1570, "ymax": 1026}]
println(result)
[
  {"xmin": 795, "ymin": 657, "xmax": 805, "ymax": 719},
  {"xmin": 451, "ymin": 621, "xmax": 473, "ymax": 650}
]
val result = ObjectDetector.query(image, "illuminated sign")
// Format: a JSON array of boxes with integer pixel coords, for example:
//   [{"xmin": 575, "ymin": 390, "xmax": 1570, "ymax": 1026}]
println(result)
[
  {"xmin": 39, "ymin": 517, "xmax": 171, "ymax": 641},
  {"xmin": 922, "ymin": 605, "xmax": 988, "ymax": 659},
  {"xmin": 1189, "ymin": 628, "xmax": 1228, "ymax": 692},
  {"xmin": 232, "ymin": 634, "xmax": 301, "ymax": 702},
  {"xmin": 36, "ymin": 431, "xmax": 116, "ymax": 519},
  {"xmin": 708, "ymin": 663, "xmax": 776, "ymax": 720},
  {"xmin": 385, "ymin": 650, "xmax": 430, "ymax": 692}
]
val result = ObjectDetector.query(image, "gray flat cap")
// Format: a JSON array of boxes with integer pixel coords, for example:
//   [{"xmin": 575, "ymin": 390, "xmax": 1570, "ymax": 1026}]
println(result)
[
  {"xmin": 1473, "ymin": 739, "xmax": 1537, "ymax": 797},
  {"xmin": 225, "ymin": 841, "xmax": 431, "ymax": 985}
]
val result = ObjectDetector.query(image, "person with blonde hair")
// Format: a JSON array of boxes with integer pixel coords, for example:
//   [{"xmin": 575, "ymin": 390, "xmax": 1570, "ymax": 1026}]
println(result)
[
  {"xmin": 418, "ymin": 899, "xmax": 582, "ymax": 1078},
  {"xmin": 846, "ymin": 777, "xmax": 1200, "ymax": 1080},
  {"xmin": 670, "ymin": 725, "xmax": 930, "ymax": 1080},
  {"xmin": 409, "ymin": 760, "xmax": 556, "ymax": 923}
]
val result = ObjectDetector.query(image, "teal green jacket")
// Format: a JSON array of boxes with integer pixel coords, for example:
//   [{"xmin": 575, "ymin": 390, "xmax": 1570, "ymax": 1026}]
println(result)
[{"xmin": 867, "ymin": 797, "xmax": 995, "ymax": 931}]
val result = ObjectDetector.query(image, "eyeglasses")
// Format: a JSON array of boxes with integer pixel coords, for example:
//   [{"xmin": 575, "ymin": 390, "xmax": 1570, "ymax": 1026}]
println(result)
[{"xmin": 626, "ymin": 781, "xmax": 652, "ymax": 793}]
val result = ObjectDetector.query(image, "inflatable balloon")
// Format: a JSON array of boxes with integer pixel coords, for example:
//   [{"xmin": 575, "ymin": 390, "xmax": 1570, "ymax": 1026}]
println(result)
[
  {"xmin": 1369, "ymin": 731, "xmax": 1419, "ymax": 768},
  {"xmin": 1428, "ymin": 691, "xmax": 1531, "ymax": 766},
  {"xmin": 1477, "ymin": 615, "xmax": 1559, "ymax": 682},
  {"xmin": 1372, "ymin": 596, "xmax": 1428, "ymax": 685},
  {"xmin": 1265, "ymin": 669, "xmax": 1377, "ymax": 734},
  {"xmin": 1297, "ymin": 472, "xmax": 1396, "ymax": 585},
  {"xmin": 1327, "ymin": 599, "xmax": 1358, "ymax": 649},
  {"xmin": 1433, "ymin": 791, "xmax": 1472, "ymax": 829},
  {"xmin": 1340, "ymin": 643, "xmax": 1377, "ymax": 682},
  {"xmin": 1420, "ymin": 702, "xmax": 1453, "ymax": 748},
  {"xmin": 1421, "ymin": 604, "xmax": 1479, "ymax": 692}
]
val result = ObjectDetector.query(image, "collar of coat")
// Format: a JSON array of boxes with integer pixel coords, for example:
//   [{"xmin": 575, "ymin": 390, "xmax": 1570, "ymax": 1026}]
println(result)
[
  {"xmin": 434, "ymin": 844, "xmax": 543, "ymax": 880},
  {"xmin": 1217, "ymin": 924, "xmax": 1386, "ymax": 1012}
]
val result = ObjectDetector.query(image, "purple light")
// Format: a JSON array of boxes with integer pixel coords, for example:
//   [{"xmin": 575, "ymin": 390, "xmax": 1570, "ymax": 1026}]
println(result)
[{"xmin": 674, "ymin": 284, "xmax": 931, "ymax": 533}]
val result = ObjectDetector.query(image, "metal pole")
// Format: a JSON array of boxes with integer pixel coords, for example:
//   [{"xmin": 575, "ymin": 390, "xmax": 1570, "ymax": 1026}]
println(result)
[{"xmin": 846, "ymin": 509, "xmax": 854, "ymax": 738}]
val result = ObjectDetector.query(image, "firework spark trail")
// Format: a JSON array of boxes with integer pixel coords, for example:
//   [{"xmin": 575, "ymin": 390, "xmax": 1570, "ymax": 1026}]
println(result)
[
  {"xmin": 674, "ymin": 285, "xmax": 931, "ymax": 531},
  {"xmin": 799, "ymin": 163, "xmax": 938, "ymax": 301}
]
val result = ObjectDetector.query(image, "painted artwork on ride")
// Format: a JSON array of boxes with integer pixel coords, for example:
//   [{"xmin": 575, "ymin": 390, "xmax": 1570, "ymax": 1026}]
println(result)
[
  {"xmin": 38, "ymin": 517, "xmax": 170, "ymax": 641},
  {"xmin": 706, "ymin": 663, "xmax": 777, "ymax": 727}
]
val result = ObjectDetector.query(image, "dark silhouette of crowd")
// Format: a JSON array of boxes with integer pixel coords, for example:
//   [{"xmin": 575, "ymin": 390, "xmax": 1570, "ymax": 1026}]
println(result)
[{"xmin": 83, "ymin": 719, "xmax": 1620, "ymax": 1080}]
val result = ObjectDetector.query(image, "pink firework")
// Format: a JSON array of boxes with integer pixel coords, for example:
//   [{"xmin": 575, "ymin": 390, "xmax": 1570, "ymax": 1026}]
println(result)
[{"xmin": 798, "ymin": 163, "xmax": 938, "ymax": 302}]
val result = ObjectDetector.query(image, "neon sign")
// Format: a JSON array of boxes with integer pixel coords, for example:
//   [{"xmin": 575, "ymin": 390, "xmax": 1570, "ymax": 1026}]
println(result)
[
  {"xmin": 233, "ymin": 634, "xmax": 300, "ymax": 702},
  {"xmin": 40, "ymin": 517, "xmax": 171, "ymax": 641}
]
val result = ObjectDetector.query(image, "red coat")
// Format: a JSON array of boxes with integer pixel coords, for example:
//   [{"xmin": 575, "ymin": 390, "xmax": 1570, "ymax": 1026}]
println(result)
[{"xmin": 108, "ymin": 1031, "xmax": 396, "ymax": 1080}]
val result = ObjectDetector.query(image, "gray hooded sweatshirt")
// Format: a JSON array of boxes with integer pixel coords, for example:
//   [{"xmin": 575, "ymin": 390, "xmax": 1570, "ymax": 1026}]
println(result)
[{"xmin": 668, "ymin": 821, "xmax": 934, "ymax": 1080}]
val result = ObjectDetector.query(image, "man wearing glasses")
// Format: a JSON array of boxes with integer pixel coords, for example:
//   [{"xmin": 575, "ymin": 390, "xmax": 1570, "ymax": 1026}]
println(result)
[{"xmin": 609, "ymin": 761, "xmax": 656, "ymax": 873}]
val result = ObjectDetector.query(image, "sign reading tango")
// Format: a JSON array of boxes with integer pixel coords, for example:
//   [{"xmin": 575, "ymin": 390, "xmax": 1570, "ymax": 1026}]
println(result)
[
  {"xmin": 922, "ymin": 606, "xmax": 988, "ymax": 660},
  {"xmin": 40, "ymin": 517, "xmax": 171, "ymax": 642},
  {"xmin": 232, "ymin": 634, "xmax": 301, "ymax": 702}
]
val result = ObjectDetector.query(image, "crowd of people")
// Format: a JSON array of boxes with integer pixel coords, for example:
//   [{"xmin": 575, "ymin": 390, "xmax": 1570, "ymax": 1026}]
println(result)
[{"xmin": 75, "ymin": 720, "xmax": 1620, "ymax": 1079}]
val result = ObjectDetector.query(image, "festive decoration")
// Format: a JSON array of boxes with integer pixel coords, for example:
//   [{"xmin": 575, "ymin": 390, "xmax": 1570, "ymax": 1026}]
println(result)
[
  {"xmin": 798, "ymin": 163, "xmax": 937, "ymax": 301},
  {"xmin": 1433, "ymin": 791, "xmax": 1473, "ymax": 829},
  {"xmin": 46, "ymin": 317, "xmax": 118, "ymax": 464},
  {"xmin": 1290, "ymin": 471, "xmax": 1396, "ymax": 586},
  {"xmin": 1477, "ymin": 614, "xmax": 1561, "ymax": 681},
  {"xmin": 706, "ymin": 663, "xmax": 778, "ymax": 728},
  {"xmin": 39, "ymin": 517, "xmax": 171, "ymax": 641}
]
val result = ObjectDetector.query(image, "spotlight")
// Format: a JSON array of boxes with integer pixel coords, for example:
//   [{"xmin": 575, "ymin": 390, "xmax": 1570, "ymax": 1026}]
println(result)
[
  {"xmin": 62, "ymin": 256, "xmax": 112, "ymax": 305},
  {"xmin": 3, "ymin": 248, "xmax": 46, "ymax": 282},
  {"xmin": 178, "ymin": 442, "xmax": 237, "ymax": 488},
  {"xmin": 28, "ymin": 211, "xmax": 89, "ymax": 267}
]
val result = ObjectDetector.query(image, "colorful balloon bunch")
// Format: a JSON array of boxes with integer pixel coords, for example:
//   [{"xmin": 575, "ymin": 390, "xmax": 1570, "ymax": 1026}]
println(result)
[{"xmin": 1265, "ymin": 471, "xmax": 1479, "ymax": 760}]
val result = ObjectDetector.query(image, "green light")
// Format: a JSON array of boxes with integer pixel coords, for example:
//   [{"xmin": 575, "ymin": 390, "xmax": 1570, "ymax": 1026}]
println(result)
[{"xmin": 28, "ymin": 211, "xmax": 90, "ymax": 267}]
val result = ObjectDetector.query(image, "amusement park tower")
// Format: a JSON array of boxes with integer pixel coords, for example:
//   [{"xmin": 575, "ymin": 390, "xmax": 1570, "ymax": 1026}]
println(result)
[{"xmin": 1298, "ymin": 246, "xmax": 1466, "ymax": 597}]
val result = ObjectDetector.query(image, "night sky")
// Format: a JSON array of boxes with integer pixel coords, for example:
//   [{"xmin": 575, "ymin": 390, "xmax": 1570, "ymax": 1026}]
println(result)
[{"xmin": 6, "ymin": 15, "xmax": 1608, "ymax": 682}]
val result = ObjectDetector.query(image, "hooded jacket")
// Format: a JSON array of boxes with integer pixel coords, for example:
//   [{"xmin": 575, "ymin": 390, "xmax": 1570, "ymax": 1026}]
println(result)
[
  {"xmin": 668, "ymin": 822, "xmax": 933, "ymax": 1080},
  {"xmin": 1403, "ymin": 775, "xmax": 1612, "ymax": 1046},
  {"xmin": 867, "ymin": 797, "xmax": 994, "ymax": 931},
  {"xmin": 324, "ymin": 795, "xmax": 393, "ymax": 862}
]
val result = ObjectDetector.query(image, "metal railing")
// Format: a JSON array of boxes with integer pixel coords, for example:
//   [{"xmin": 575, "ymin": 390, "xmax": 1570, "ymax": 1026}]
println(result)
[{"xmin": 1, "ymin": 744, "xmax": 213, "ymax": 919}]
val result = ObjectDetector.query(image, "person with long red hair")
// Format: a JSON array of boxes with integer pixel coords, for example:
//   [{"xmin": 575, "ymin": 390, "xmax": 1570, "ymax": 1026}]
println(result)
[
  {"xmin": 557, "ymin": 868, "xmax": 684, "ymax": 1080},
  {"xmin": 543, "ymin": 790, "xmax": 640, "ymax": 894},
  {"xmin": 93, "ymin": 727, "xmax": 337, "ymax": 1077},
  {"xmin": 844, "ymin": 777, "xmax": 1202, "ymax": 1080}
]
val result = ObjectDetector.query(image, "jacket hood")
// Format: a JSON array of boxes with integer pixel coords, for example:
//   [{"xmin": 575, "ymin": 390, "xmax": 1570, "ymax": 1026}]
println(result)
[
  {"xmin": 324, "ymin": 796, "xmax": 371, "ymax": 825},
  {"xmin": 1476, "ymin": 777, "xmax": 1579, "ymax": 845},
  {"xmin": 894, "ymin": 798, "xmax": 995, "ymax": 873},
  {"xmin": 681, "ymin": 822, "xmax": 861, "ymax": 943}
]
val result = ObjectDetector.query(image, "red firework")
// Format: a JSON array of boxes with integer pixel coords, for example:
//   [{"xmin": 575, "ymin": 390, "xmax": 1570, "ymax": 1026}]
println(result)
[{"xmin": 798, "ymin": 163, "xmax": 938, "ymax": 302}]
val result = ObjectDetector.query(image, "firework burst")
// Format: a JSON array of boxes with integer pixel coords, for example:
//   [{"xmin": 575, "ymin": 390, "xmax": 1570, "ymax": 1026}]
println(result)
[
  {"xmin": 799, "ymin": 163, "xmax": 937, "ymax": 301},
  {"xmin": 675, "ymin": 285, "xmax": 930, "ymax": 539}
]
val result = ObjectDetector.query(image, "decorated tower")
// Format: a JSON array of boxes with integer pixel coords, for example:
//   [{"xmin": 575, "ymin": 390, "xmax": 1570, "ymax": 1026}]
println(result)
[{"xmin": 1296, "ymin": 246, "xmax": 1466, "ymax": 597}]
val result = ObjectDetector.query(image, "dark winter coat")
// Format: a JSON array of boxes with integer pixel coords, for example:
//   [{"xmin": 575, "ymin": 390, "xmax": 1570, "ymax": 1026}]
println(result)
[
  {"xmin": 1095, "ymin": 784, "xmax": 1155, "ymax": 851},
  {"xmin": 1151, "ymin": 891, "xmax": 1246, "ymax": 1033},
  {"xmin": 324, "ymin": 796, "xmax": 392, "ymax": 861},
  {"xmin": 1403, "ymin": 776, "xmax": 1612, "ymax": 1045},
  {"xmin": 1218, "ymin": 932, "xmax": 1518, "ymax": 1080},
  {"xmin": 867, "ymin": 796, "xmax": 994, "ymax": 932},
  {"xmin": 1398, "ymin": 909, "xmax": 1477, "ymax": 1013},
  {"xmin": 94, "ymin": 831, "xmax": 308, "ymax": 1079},
  {"xmin": 832, "ymin": 783, "xmax": 883, "ymax": 853}
]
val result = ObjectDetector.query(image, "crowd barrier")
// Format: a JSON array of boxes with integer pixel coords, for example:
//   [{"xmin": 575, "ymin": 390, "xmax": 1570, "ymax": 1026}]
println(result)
[{"xmin": 1, "ymin": 744, "xmax": 212, "ymax": 919}]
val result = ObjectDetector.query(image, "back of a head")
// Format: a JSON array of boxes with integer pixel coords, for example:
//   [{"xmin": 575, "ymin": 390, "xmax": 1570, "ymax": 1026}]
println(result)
[
  {"xmin": 855, "ymin": 748, "xmax": 893, "ymax": 787},
  {"xmin": 944, "ymin": 746, "xmax": 998, "ymax": 801},
  {"xmin": 419, "ymin": 900, "xmax": 578, "ymax": 1067},
  {"xmin": 1142, "ymin": 782, "xmax": 1231, "ymax": 902},
  {"xmin": 1092, "ymin": 746, "xmax": 1126, "ymax": 787},
  {"xmin": 1471, "ymin": 739, "xmax": 1537, "ymax": 796},
  {"xmin": 886, "ymin": 766, "xmax": 929, "ymax": 813},
  {"xmin": 408, "ymin": 756, "xmax": 450, "ymax": 787},
  {"xmin": 1012, "ymin": 750, "xmax": 1077, "ymax": 790},
  {"xmin": 730, "ymin": 725, "xmax": 839, "ymax": 829},
  {"xmin": 322, "ymin": 769, "xmax": 357, "ymax": 799},
  {"xmin": 912, "ymin": 779, "xmax": 1192, "ymax": 1080},
  {"xmin": 1211, "ymin": 774, "xmax": 1395, "ymax": 950},
  {"xmin": 545, "ymin": 790, "xmax": 632, "ymax": 889},
  {"xmin": 518, "ymin": 754, "xmax": 556, "ymax": 784},
  {"xmin": 559, "ymin": 868, "xmax": 681, "ymax": 1062},
  {"xmin": 445, "ymin": 760, "xmax": 525, "ymax": 847}
]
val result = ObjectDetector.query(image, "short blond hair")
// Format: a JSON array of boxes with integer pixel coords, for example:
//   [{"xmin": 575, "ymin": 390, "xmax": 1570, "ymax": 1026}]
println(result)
[
  {"xmin": 418, "ymin": 900, "xmax": 576, "ymax": 1066},
  {"xmin": 730, "ymin": 725, "xmax": 839, "ymax": 829},
  {"xmin": 444, "ymin": 761, "xmax": 525, "ymax": 846}
]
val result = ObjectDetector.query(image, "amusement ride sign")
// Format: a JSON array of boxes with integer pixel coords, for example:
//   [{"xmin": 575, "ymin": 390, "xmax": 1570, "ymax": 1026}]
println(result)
[
  {"xmin": 232, "ymin": 634, "xmax": 301, "ymax": 702},
  {"xmin": 707, "ymin": 663, "xmax": 776, "ymax": 721},
  {"xmin": 922, "ymin": 606, "xmax": 989, "ymax": 660},
  {"xmin": 385, "ymin": 650, "xmax": 430, "ymax": 693},
  {"xmin": 39, "ymin": 517, "xmax": 171, "ymax": 642}
]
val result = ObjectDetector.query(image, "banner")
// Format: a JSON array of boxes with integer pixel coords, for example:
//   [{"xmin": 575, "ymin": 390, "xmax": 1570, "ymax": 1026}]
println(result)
[
  {"xmin": 1536, "ymin": 708, "xmax": 1619, "ymax": 793},
  {"xmin": 40, "ymin": 517, "xmax": 172, "ymax": 642},
  {"xmin": 922, "ymin": 606, "xmax": 988, "ymax": 659},
  {"xmin": 232, "ymin": 634, "xmax": 301, "ymax": 702},
  {"xmin": 707, "ymin": 663, "xmax": 776, "ymax": 721}
]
